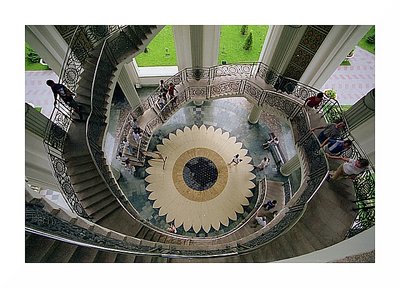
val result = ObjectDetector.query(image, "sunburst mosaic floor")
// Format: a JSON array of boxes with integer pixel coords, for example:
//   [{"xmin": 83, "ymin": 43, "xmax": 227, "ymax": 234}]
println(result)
[{"xmin": 145, "ymin": 125, "xmax": 255, "ymax": 233}]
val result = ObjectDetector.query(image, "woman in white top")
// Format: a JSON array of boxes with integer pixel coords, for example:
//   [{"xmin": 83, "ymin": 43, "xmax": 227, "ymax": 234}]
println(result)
[{"xmin": 328, "ymin": 156, "xmax": 369, "ymax": 180}]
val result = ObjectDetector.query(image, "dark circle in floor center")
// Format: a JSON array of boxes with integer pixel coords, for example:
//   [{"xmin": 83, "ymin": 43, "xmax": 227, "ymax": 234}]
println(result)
[{"xmin": 183, "ymin": 157, "xmax": 218, "ymax": 191}]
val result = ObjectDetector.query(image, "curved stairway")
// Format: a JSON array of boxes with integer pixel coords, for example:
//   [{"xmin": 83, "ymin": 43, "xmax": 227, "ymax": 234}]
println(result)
[{"xmin": 25, "ymin": 26, "xmax": 373, "ymax": 262}]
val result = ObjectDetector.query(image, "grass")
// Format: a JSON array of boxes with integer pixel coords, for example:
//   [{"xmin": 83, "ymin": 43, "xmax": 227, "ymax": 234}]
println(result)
[
  {"xmin": 135, "ymin": 26, "xmax": 177, "ymax": 67},
  {"xmin": 135, "ymin": 25, "xmax": 269, "ymax": 67},
  {"xmin": 357, "ymin": 25, "xmax": 375, "ymax": 54},
  {"xmin": 25, "ymin": 43, "xmax": 50, "ymax": 71},
  {"xmin": 218, "ymin": 25, "xmax": 269, "ymax": 64},
  {"xmin": 340, "ymin": 105, "xmax": 352, "ymax": 112},
  {"xmin": 340, "ymin": 59, "xmax": 351, "ymax": 66}
]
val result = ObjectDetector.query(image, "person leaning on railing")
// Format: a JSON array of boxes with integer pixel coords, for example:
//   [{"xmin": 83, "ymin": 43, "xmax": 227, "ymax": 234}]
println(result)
[
  {"xmin": 304, "ymin": 92, "xmax": 324, "ymax": 109},
  {"xmin": 311, "ymin": 120, "xmax": 346, "ymax": 144}
]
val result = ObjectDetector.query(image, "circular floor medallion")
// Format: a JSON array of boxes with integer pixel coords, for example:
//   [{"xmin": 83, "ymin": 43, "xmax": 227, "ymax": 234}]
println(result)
[{"xmin": 145, "ymin": 125, "xmax": 255, "ymax": 233}]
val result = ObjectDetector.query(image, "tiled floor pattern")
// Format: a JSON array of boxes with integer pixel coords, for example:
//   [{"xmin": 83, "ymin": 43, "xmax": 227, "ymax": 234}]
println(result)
[{"xmin": 107, "ymin": 96, "xmax": 299, "ymax": 237}]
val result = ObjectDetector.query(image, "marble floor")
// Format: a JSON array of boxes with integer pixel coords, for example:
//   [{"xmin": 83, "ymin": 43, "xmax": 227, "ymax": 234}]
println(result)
[{"xmin": 105, "ymin": 91, "xmax": 301, "ymax": 237}]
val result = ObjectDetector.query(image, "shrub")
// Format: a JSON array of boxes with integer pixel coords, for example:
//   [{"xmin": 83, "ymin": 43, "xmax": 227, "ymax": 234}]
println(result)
[
  {"xmin": 243, "ymin": 31, "xmax": 253, "ymax": 50},
  {"xmin": 27, "ymin": 47, "xmax": 40, "ymax": 63},
  {"xmin": 324, "ymin": 89, "xmax": 337, "ymax": 99},
  {"xmin": 240, "ymin": 25, "xmax": 248, "ymax": 35},
  {"xmin": 367, "ymin": 34, "xmax": 375, "ymax": 44}
]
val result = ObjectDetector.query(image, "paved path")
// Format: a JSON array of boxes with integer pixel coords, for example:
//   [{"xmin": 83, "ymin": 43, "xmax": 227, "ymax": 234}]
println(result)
[
  {"xmin": 321, "ymin": 46, "xmax": 375, "ymax": 105},
  {"xmin": 25, "ymin": 70, "xmax": 58, "ymax": 118}
]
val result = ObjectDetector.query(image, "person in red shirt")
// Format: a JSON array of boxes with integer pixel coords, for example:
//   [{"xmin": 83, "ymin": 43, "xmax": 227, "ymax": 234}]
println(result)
[
  {"xmin": 168, "ymin": 82, "xmax": 178, "ymax": 107},
  {"xmin": 304, "ymin": 92, "xmax": 324, "ymax": 109}
]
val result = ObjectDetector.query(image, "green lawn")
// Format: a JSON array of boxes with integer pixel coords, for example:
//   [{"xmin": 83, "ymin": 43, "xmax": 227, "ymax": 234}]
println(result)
[
  {"xmin": 135, "ymin": 26, "xmax": 177, "ymax": 67},
  {"xmin": 357, "ymin": 25, "xmax": 375, "ymax": 54},
  {"xmin": 25, "ymin": 43, "xmax": 50, "ymax": 71},
  {"xmin": 218, "ymin": 25, "xmax": 268, "ymax": 64},
  {"xmin": 135, "ymin": 25, "xmax": 269, "ymax": 67}
]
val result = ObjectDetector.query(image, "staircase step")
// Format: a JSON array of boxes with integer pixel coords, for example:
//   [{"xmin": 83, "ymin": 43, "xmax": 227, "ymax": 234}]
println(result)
[
  {"xmin": 25, "ymin": 233, "xmax": 57, "ymax": 263},
  {"xmin": 93, "ymin": 250, "xmax": 118, "ymax": 263},
  {"xmin": 65, "ymin": 154, "xmax": 93, "ymax": 167},
  {"xmin": 76, "ymin": 183, "xmax": 109, "ymax": 200},
  {"xmin": 67, "ymin": 162, "xmax": 97, "ymax": 177},
  {"xmin": 135, "ymin": 226, "xmax": 150, "ymax": 239},
  {"xmin": 71, "ymin": 175, "xmax": 103, "ymax": 191},
  {"xmin": 86, "ymin": 194, "xmax": 116, "ymax": 215},
  {"xmin": 68, "ymin": 246, "xmax": 98, "ymax": 263},
  {"xmin": 115, "ymin": 253, "xmax": 137, "ymax": 263},
  {"xmin": 41, "ymin": 240, "xmax": 78, "ymax": 263},
  {"xmin": 134, "ymin": 255, "xmax": 153, "ymax": 263},
  {"xmin": 90, "ymin": 200, "xmax": 120, "ymax": 222},
  {"xmin": 81, "ymin": 190, "xmax": 113, "ymax": 208},
  {"xmin": 70, "ymin": 169, "xmax": 100, "ymax": 184},
  {"xmin": 94, "ymin": 208, "xmax": 143, "ymax": 237}
]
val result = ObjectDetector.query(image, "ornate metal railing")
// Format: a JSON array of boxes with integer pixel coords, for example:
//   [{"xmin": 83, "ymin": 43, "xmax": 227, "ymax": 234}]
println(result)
[{"xmin": 38, "ymin": 24, "xmax": 374, "ymax": 258}]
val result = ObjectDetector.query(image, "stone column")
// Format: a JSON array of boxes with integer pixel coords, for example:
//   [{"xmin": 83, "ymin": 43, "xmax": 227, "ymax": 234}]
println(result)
[
  {"xmin": 258, "ymin": 25, "xmax": 306, "ymax": 73},
  {"xmin": 203, "ymin": 25, "xmax": 221, "ymax": 67},
  {"xmin": 190, "ymin": 25, "xmax": 203, "ymax": 68},
  {"xmin": 280, "ymin": 154, "xmax": 301, "ymax": 177},
  {"xmin": 344, "ymin": 89, "xmax": 375, "ymax": 166},
  {"xmin": 173, "ymin": 25, "xmax": 192, "ymax": 70},
  {"xmin": 118, "ymin": 63, "xmax": 141, "ymax": 109},
  {"xmin": 300, "ymin": 25, "xmax": 372, "ymax": 88},
  {"xmin": 25, "ymin": 25, "xmax": 68, "ymax": 76},
  {"xmin": 193, "ymin": 100, "xmax": 204, "ymax": 106},
  {"xmin": 248, "ymin": 105, "xmax": 263, "ymax": 124}
]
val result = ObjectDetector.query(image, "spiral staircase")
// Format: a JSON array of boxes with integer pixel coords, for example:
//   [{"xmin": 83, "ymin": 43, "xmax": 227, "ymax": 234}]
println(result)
[{"xmin": 25, "ymin": 25, "xmax": 375, "ymax": 263}]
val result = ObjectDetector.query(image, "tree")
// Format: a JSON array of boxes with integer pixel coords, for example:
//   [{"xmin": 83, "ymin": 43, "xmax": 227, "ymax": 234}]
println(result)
[
  {"xmin": 240, "ymin": 25, "xmax": 248, "ymax": 35},
  {"xmin": 243, "ymin": 31, "xmax": 253, "ymax": 50}
]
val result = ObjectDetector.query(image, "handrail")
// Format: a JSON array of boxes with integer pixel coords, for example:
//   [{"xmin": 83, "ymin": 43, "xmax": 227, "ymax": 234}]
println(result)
[{"xmin": 39, "ymin": 26, "xmax": 374, "ymax": 258}]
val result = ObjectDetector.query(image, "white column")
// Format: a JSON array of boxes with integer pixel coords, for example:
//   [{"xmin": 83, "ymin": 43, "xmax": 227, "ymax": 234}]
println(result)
[
  {"xmin": 190, "ymin": 25, "xmax": 203, "ymax": 68},
  {"xmin": 118, "ymin": 63, "xmax": 141, "ymax": 109},
  {"xmin": 25, "ymin": 25, "xmax": 68, "ymax": 76},
  {"xmin": 130, "ymin": 59, "xmax": 142, "ymax": 87},
  {"xmin": 203, "ymin": 25, "xmax": 221, "ymax": 67},
  {"xmin": 280, "ymin": 155, "xmax": 301, "ymax": 177},
  {"xmin": 173, "ymin": 25, "xmax": 192, "ymax": 70},
  {"xmin": 258, "ymin": 25, "xmax": 306, "ymax": 73},
  {"xmin": 300, "ymin": 25, "xmax": 371, "ymax": 89},
  {"xmin": 248, "ymin": 105, "xmax": 263, "ymax": 124}
]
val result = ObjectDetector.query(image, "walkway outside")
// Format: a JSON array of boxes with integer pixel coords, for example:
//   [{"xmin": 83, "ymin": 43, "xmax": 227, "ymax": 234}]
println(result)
[{"xmin": 321, "ymin": 46, "xmax": 375, "ymax": 105}]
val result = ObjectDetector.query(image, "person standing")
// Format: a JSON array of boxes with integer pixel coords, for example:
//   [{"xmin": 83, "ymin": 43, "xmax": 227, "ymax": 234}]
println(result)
[
  {"xmin": 46, "ymin": 79, "xmax": 84, "ymax": 120},
  {"xmin": 311, "ymin": 121, "xmax": 346, "ymax": 143},
  {"xmin": 304, "ymin": 92, "xmax": 324, "ymax": 109},
  {"xmin": 327, "ymin": 156, "xmax": 369, "ymax": 181},
  {"xmin": 228, "ymin": 154, "xmax": 243, "ymax": 166},
  {"xmin": 321, "ymin": 138, "xmax": 352, "ymax": 156},
  {"xmin": 256, "ymin": 157, "xmax": 270, "ymax": 170}
]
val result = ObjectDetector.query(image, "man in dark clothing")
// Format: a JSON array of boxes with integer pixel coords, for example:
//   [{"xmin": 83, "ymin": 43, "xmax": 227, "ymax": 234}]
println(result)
[
  {"xmin": 46, "ymin": 80, "xmax": 83, "ymax": 120},
  {"xmin": 311, "ymin": 121, "xmax": 346, "ymax": 143}
]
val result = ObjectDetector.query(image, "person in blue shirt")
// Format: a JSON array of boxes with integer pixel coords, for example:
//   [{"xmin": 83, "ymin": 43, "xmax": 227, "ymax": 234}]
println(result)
[
  {"xmin": 321, "ymin": 138, "xmax": 352, "ymax": 156},
  {"xmin": 263, "ymin": 200, "xmax": 277, "ymax": 211},
  {"xmin": 46, "ymin": 79, "xmax": 83, "ymax": 120}
]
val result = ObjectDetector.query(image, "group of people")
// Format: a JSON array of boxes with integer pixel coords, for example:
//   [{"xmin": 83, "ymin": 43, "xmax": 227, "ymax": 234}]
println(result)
[
  {"xmin": 157, "ymin": 80, "xmax": 178, "ymax": 110},
  {"xmin": 311, "ymin": 119, "xmax": 369, "ymax": 181},
  {"xmin": 250, "ymin": 199, "xmax": 278, "ymax": 228}
]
